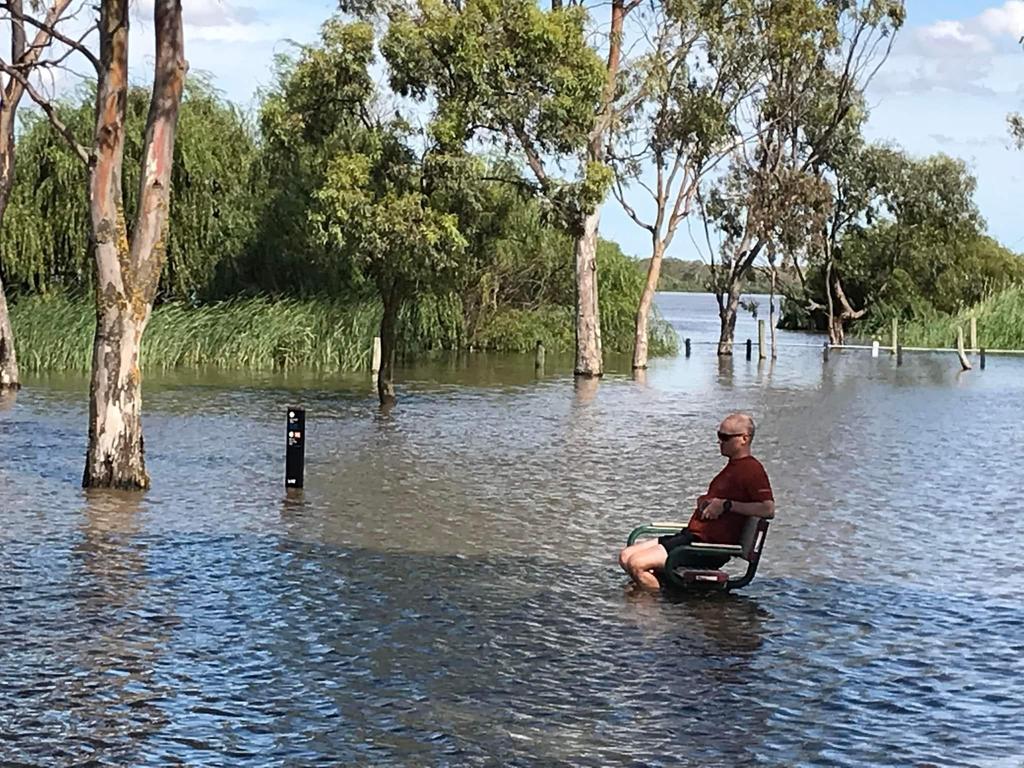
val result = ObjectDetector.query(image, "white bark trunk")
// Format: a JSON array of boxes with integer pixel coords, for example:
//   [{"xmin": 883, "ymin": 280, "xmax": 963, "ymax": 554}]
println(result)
[
  {"xmin": 574, "ymin": 209, "xmax": 603, "ymax": 377},
  {"xmin": 633, "ymin": 240, "xmax": 664, "ymax": 370},
  {"xmin": 83, "ymin": 0, "xmax": 185, "ymax": 489},
  {"xmin": 0, "ymin": 273, "xmax": 19, "ymax": 390},
  {"xmin": 83, "ymin": 305, "xmax": 149, "ymax": 488}
]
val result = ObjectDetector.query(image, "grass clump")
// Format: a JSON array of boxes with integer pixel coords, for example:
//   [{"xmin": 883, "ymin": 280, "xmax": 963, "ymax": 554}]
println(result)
[{"xmin": 894, "ymin": 286, "xmax": 1024, "ymax": 350}]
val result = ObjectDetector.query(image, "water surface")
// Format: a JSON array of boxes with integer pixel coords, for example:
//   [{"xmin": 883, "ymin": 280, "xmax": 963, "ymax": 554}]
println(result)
[{"xmin": 2, "ymin": 292, "xmax": 1022, "ymax": 767}]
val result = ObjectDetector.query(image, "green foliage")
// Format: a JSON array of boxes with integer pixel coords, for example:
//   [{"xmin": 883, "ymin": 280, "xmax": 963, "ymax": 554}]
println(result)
[
  {"xmin": 1, "ymin": 10, "xmax": 678, "ymax": 370},
  {"xmin": 10, "ymin": 293, "xmax": 381, "ymax": 372},
  {"xmin": 897, "ymin": 286, "xmax": 1024, "ymax": 350},
  {"xmin": 785, "ymin": 149, "xmax": 999, "ymax": 332},
  {"xmin": 383, "ymin": 0, "xmax": 608, "ymax": 222},
  {"xmin": 0, "ymin": 78, "xmax": 258, "ymax": 301}
]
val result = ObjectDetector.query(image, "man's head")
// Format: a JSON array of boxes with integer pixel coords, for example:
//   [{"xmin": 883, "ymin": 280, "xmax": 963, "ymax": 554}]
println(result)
[{"xmin": 717, "ymin": 412, "xmax": 756, "ymax": 459}]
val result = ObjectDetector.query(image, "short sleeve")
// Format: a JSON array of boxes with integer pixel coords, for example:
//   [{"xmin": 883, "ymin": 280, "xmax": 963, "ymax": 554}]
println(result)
[{"xmin": 743, "ymin": 460, "xmax": 774, "ymax": 502}]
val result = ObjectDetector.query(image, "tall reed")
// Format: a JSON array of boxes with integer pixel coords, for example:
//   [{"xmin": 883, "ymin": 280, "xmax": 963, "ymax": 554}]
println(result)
[
  {"xmin": 11, "ymin": 292, "xmax": 678, "ymax": 372},
  {"xmin": 11, "ymin": 295, "xmax": 380, "ymax": 373},
  {"xmin": 894, "ymin": 286, "xmax": 1024, "ymax": 350}
]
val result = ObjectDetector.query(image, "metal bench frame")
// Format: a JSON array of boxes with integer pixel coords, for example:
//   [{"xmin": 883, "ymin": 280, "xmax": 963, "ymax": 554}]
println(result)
[{"xmin": 625, "ymin": 517, "xmax": 770, "ymax": 592}]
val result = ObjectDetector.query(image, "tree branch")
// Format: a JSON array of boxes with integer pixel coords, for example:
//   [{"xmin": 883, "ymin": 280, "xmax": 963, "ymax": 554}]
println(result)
[{"xmin": 0, "ymin": 58, "xmax": 90, "ymax": 164}]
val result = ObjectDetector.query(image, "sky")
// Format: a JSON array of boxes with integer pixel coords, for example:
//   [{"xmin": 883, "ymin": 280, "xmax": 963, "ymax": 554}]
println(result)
[{"xmin": 30, "ymin": 0, "xmax": 1024, "ymax": 259}]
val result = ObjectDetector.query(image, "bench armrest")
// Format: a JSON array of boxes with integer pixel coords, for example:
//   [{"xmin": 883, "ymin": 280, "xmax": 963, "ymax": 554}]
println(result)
[
  {"xmin": 684, "ymin": 542, "xmax": 744, "ymax": 557},
  {"xmin": 626, "ymin": 522, "xmax": 687, "ymax": 546}
]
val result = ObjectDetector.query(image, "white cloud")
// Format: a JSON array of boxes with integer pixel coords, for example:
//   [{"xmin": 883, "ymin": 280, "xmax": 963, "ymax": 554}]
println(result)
[
  {"xmin": 873, "ymin": 2, "xmax": 1024, "ymax": 100},
  {"xmin": 977, "ymin": 0, "xmax": 1024, "ymax": 39},
  {"xmin": 916, "ymin": 19, "xmax": 993, "ymax": 56},
  {"xmin": 132, "ymin": 0, "xmax": 264, "ymax": 31}
]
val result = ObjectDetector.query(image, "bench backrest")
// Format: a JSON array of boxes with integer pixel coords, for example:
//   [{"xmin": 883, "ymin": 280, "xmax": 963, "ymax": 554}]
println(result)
[{"xmin": 738, "ymin": 516, "xmax": 770, "ymax": 560}]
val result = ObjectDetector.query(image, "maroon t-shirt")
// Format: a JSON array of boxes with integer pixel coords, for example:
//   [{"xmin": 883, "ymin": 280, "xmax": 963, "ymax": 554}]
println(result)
[{"xmin": 686, "ymin": 456, "xmax": 774, "ymax": 544}]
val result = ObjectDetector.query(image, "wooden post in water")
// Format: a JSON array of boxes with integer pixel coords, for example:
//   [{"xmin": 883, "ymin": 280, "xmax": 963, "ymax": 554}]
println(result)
[
  {"xmin": 684, "ymin": 338, "xmax": 691, "ymax": 358},
  {"xmin": 980, "ymin": 348, "xmax": 986, "ymax": 370},
  {"xmin": 956, "ymin": 326, "xmax": 972, "ymax": 371},
  {"xmin": 534, "ymin": 340, "xmax": 545, "ymax": 373},
  {"xmin": 896, "ymin": 344, "xmax": 903, "ymax": 366},
  {"xmin": 745, "ymin": 338, "xmax": 752, "ymax": 361},
  {"xmin": 970, "ymin": 314, "xmax": 978, "ymax": 352},
  {"xmin": 891, "ymin": 317, "xmax": 898, "ymax": 355},
  {"xmin": 371, "ymin": 336, "xmax": 382, "ymax": 375},
  {"xmin": 823, "ymin": 341, "xmax": 830, "ymax": 362},
  {"xmin": 758, "ymin": 320, "xmax": 766, "ymax": 360}
]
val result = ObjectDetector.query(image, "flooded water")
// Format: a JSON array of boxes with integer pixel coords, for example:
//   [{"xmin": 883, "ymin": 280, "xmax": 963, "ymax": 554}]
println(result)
[{"xmin": 2, "ymin": 292, "xmax": 1023, "ymax": 767}]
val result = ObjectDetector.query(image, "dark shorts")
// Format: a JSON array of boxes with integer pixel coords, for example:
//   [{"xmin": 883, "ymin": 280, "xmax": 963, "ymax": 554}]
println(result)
[{"xmin": 657, "ymin": 530, "xmax": 730, "ymax": 570}]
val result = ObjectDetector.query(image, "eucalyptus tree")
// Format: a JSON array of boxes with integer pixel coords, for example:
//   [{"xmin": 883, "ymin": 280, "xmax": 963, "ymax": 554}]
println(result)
[
  {"xmin": 3, "ymin": 0, "xmax": 190, "ymax": 487},
  {"xmin": 0, "ymin": 0, "xmax": 77, "ymax": 390},
  {"xmin": 701, "ymin": 0, "xmax": 904, "ymax": 355},
  {"xmin": 78, "ymin": 0, "xmax": 188, "ymax": 488},
  {"xmin": 609, "ymin": 0, "xmax": 765, "ymax": 369},
  {"xmin": 384, "ymin": 0, "xmax": 643, "ymax": 377}
]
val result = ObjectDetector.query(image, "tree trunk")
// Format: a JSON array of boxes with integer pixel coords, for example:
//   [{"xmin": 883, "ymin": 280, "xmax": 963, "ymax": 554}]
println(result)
[
  {"xmin": 0, "ymin": 54, "xmax": 21, "ymax": 391},
  {"xmin": 827, "ymin": 313, "xmax": 845, "ymax": 346},
  {"xmin": 827, "ymin": 273, "xmax": 862, "ymax": 347},
  {"xmin": 769, "ymin": 266, "xmax": 778, "ymax": 360},
  {"xmin": 632, "ymin": 239, "xmax": 664, "ymax": 370},
  {"xmin": 0, "ymin": 272, "xmax": 18, "ymax": 391},
  {"xmin": 83, "ymin": 0, "xmax": 186, "ymax": 489},
  {"xmin": 717, "ymin": 284, "xmax": 741, "ymax": 356},
  {"xmin": 570, "ymin": 0, "xmax": 631, "ymax": 379},
  {"xmin": 574, "ymin": 209, "xmax": 603, "ymax": 377},
  {"xmin": 377, "ymin": 285, "xmax": 399, "ymax": 407},
  {"xmin": 83, "ymin": 307, "xmax": 150, "ymax": 488}
]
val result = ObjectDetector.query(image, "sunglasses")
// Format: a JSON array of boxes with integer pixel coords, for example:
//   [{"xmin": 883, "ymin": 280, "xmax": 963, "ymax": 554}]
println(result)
[{"xmin": 717, "ymin": 431, "xmax": 747, "ymax": 441}]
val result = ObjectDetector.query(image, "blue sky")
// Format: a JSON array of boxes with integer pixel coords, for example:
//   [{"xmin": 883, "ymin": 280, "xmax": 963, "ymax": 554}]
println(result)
[{"xmin": 122, "ymin": 0, "xmax": 1024, "ymax": 258}]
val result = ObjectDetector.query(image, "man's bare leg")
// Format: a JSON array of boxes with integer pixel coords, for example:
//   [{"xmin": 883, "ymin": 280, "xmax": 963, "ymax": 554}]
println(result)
[{"xmin": 618, "ymin": 539, "xmax": 668, "ymax": 590}]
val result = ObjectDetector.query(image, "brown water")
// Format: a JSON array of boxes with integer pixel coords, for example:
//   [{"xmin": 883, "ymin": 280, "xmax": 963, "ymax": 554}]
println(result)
[{"xmin": 2, "ymin": 293, "xmax": 1023, "ymax": 767}]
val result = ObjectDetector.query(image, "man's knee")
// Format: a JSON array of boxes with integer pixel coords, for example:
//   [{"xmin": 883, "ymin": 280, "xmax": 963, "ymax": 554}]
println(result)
[{"xmin": 618, "ymin": 548, "xmax": 631, "ymax": 570}]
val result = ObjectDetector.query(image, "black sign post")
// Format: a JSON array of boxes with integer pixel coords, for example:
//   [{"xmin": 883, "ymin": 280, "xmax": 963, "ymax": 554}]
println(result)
[{"xmin": 286, "ymin": 407, "xmax": 305, "ymax": 490}]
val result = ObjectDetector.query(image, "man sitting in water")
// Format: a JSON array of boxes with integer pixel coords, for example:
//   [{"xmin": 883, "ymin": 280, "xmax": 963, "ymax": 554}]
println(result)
[{"xmin": 618, "ymin": 412, "xmax": 775, "ymax": 590}]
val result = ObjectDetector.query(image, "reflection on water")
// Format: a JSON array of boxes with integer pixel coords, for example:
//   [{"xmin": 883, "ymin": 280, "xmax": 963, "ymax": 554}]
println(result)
[{"xmin": 2, "ymin": 293, "xmax": 1024, "ymax": 766}]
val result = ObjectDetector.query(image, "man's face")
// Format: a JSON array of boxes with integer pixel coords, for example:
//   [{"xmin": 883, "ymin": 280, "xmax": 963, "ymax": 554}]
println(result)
[{"xmin": 716, "ymin": 419, "xmax": 748, "ymax": 457}]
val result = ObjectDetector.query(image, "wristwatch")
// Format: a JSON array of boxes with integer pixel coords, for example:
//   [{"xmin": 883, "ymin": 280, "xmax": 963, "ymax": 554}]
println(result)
[{"xmin": 723, "ymin": 499, "xmax": 733, "ymax": 514}]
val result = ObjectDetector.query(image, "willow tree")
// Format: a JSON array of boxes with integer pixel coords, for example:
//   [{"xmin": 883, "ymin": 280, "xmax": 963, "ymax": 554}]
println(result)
[
  {"xmin": 0, "ymin": 0, "xmax": 76, "ymax": 390},
  {"xmin": 0, "ymin": 81, "xmax": 256, "ymax": 302},
  {"xmin": 384, "ymin": 0, "xmax": 633, "ymax": 377}
]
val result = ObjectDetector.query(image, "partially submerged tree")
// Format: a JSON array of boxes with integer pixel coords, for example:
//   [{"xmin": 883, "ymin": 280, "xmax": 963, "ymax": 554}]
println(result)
[
  {"xmin": 0, "ymin": 0, "xmax": 77, "ymax": 390},
  {"xmin": 384, "ymin": 0, "xmax": 639, "ymax": 377},
  {"xmin": 701, "ymin": 0, "xmax": 904, "ymax": 355},
  {"xmin": 266, "ymin": 18, "xmax": 465, "ymax": 406},
  {"xmin": 83, "ymin": 0, "xmax": 187, "ymax": 488},
  {"xmin": 609, "ymin": 0, "xmax": 765, "ymax": 369},
  {"xmin": 787, "ymin": 150, "xmax": 987, "ymax": 336}
]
